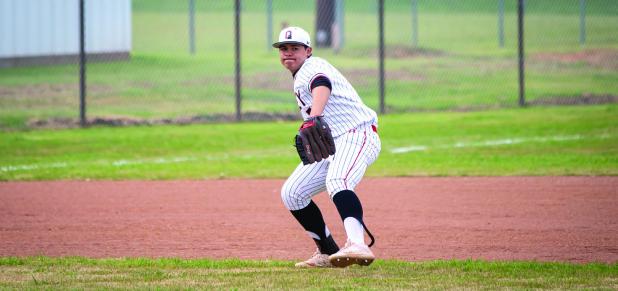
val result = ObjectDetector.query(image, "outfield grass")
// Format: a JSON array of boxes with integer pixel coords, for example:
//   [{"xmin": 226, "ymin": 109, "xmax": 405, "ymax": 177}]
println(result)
[
  {"xmin": 0, "ymin": 1, "xmax": 616, "ymax": 129},
  {"xmin": 1, "ymin": 105, "xmax": 616, "ymax": 180},
  {"xmin": 0, "ymin": 257, "xmax": 616, "ymax": 289}
]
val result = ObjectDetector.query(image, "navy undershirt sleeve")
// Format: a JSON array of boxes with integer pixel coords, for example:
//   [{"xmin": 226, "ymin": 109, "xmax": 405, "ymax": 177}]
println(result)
[{"xmin": 310, "ymin": 76, "xmax": 332, "ymax": 91}]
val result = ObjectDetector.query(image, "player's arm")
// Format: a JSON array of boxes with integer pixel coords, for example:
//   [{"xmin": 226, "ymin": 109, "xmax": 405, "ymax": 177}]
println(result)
[
  {"xmin": 294, "ymin": 74, "xmax": 336, "ymax": 164},
  {"xmin": 309, "ymin": 75, "xmax": 332, "ymax": 117},
  {"xmin": 310, "ymin": 86, "xmax": 330, "ymax": 117}
]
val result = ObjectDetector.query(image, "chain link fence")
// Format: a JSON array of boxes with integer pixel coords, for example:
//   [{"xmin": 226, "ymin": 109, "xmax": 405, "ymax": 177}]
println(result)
[{"xmin": 0, "ymin": 0, "xmax": 616, "ymax": 129}]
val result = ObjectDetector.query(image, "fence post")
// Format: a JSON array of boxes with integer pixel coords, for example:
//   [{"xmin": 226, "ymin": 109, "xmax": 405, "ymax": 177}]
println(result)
[
  {"xmin": 235, "ymin": 0, "xmax": 242, "ymax": 121},
  {"xmin": 517, "ymin": 0, "xmax": 525, "ymax": 107},
  {"xmin": 79, "ymin": 0, "xmax": 87, "ymax": 126},
  {"xmin": 267, "ymin": 0, "xmax": 273, "ymax": 51},
  {"xmin": 580, "ymin": 0, "xmax": 586, "ymax": 45},
  {"xmin": 498, "ymin": 0, "xmax": 504, "ymax": 47},
  {"xmin": 189, "ymin": 0, "xmax": 195, "ymax": 55},
  {"xmin": 411, "ymin": 0, "xmax": 418, "ymax": 47},
  {"xmin": 334, "ymin": 0, "xmax": 344, "ymax": 53},
  {"xmin": 316, "ymin": 0, "xmax": 335, "ymax": 47},
  {"xmin": 378, "ymin": 0, "xmax": 385, "ymax": 114}
]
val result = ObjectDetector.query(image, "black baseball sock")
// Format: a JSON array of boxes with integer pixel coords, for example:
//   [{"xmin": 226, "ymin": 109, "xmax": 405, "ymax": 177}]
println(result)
[
  {"xmin": 290, "ymin": 200, "xmax": 340, "ymax": 255},
  {"xmin": 332, "ymin": 190, "xmax": 375, "ymax": 247}
]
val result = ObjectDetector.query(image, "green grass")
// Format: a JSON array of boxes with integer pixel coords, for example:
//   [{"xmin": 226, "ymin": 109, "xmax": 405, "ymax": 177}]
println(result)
[
  {"xmin": 0, "ymin": 1, "xmax": 617, "ymax": 130},
  {"xmin": 0, "ymin": 257, "xmax": 615, "ymax": 289},
  {"xmin": 132, "ymin": 0, "xmax": 618, "ymax": 15},
  {"xmin": 1, "ymin": 105, "xmax": 616, "ymax": 180}
]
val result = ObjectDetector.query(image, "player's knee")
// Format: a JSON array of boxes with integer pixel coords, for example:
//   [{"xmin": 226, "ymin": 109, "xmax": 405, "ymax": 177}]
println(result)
[
  {"xmin": 281, "ymin": 181, "xmax": 308, "ymax": 211},
  {"xmin": 325, "ymin": 178, "xmax": 347, "ymax": 198}
]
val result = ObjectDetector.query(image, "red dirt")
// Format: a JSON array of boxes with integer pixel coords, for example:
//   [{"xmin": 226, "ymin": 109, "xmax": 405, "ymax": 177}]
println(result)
[
  {"xmin": 532, "ymin": 48, "xmax": 618, "ymax": 70},
  {"xmin": 1, "ymin": 177, "xmax": 616, "ymax": 263}
]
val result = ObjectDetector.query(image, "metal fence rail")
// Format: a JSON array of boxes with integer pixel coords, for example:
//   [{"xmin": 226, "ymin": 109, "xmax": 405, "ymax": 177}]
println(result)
[{"xmin": 0, "ymin": 0, "xmax": 616, "ymax": 129}]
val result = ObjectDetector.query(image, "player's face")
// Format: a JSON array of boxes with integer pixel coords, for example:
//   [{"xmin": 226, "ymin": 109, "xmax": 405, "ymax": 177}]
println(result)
[{"xmin": 279, "ymin": 44, "xmax": 312, "ymax": 73}]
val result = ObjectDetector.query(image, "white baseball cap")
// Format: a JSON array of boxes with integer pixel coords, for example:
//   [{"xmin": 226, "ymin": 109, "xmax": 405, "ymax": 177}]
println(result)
[{"xmin": 272, "ymin": 26, "xmax": 311, "ymax": 48}]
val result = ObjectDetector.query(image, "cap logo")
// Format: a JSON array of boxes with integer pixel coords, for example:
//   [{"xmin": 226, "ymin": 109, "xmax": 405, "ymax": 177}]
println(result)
[{"xmin": 285, "ymin": 30, "xmax": 292, "ymax": 39}]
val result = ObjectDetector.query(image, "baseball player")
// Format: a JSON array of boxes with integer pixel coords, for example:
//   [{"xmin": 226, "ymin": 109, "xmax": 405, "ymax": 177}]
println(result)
[{"xmin": 274, "ymin": 26, "xmax": 381, "ymax": 268}]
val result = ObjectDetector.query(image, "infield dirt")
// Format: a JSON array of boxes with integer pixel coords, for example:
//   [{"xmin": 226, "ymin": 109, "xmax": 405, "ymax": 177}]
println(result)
[{"xmin": 1, "ymin": 177, "xmax": 616, "ymax": 263}]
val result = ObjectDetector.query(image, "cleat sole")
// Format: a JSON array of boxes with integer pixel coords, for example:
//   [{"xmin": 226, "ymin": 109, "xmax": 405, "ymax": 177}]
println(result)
[{"xmin": 330, "ymin": 255, "xmax": 374, "ymax": 268}]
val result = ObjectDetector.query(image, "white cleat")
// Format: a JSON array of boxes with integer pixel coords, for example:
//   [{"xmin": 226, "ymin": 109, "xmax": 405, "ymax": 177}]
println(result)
[
  {"xmin": 328, "ymin": 239, "xmax": 375, "ymax": 267},
  {"xmin": 295, "ymin": 249, "xmax": 333, "ymax": 268}
]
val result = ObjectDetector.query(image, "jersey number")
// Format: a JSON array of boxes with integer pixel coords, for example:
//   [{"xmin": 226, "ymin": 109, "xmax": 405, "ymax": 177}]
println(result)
[{"xmin": 295, "ymin": 90, "xmax": 312, "ymax": 115}]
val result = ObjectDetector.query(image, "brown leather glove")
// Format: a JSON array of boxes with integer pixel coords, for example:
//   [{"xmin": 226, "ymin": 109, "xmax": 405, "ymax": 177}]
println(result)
[{"xmin": 295, "ymin": 116, "xmax": 336, "ymax": 165}]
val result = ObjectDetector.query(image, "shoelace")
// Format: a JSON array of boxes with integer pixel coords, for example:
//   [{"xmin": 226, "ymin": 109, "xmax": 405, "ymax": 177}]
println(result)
[
  {"xmin": 342, "ymin": 240, "xmax": 353, "ymax": 249},
  {"xmin": 310, "ymin": 249, "xmax": 323, "ymax": 259}
]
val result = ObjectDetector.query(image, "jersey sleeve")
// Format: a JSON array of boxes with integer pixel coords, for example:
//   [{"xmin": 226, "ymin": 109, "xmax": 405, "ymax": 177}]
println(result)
[
  {"xmin": 309, "ymin": 74, "xmax": 332, "ymax": 91},
  {"xmin": 303, "ymin": 59, "xmax": 334, "ymax": 93}
]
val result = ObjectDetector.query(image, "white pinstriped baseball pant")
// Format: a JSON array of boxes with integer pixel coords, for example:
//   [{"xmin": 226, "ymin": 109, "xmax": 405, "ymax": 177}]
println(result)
[{"xmin": 281, "ymin": 123, "xmax": 381, "ymax": 211}]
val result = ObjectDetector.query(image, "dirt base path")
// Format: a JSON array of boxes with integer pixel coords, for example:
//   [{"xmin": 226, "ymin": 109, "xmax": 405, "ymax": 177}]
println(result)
[{"xmin": 1, "ymin": 177, "xmax": 616, "ymax": 263}]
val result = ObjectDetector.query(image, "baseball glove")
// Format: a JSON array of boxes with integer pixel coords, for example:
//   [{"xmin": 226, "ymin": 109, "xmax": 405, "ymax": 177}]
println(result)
[{"xmin": 294, "ymin": 116, "xmax": 336, "ymax": 165}]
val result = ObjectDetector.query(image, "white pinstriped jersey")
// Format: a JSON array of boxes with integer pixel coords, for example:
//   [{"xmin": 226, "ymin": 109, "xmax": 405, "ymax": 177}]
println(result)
[{"xmin": 293, "ymin": 56, "xmax": 378, "ymax": 138}]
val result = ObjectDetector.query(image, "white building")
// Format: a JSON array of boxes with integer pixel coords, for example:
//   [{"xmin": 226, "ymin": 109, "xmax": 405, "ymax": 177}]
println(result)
[{"xmin": 0, "ymin": 0, "xmax": 131, "ymax": 67}]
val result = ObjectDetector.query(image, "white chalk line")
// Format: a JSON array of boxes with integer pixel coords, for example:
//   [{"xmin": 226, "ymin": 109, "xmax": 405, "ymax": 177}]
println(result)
[
  {"xmin": 1, "ymin": 152, "xmax": 283, "ymax": 173},
  {"xmin": 1, "ymin": 154, "xmax": 230, "ymax": 173},
  {"xmin": 1, "ymin": 150, "xmax": 285, "ymax": 173},
  {"xmin": 390, "ymin": 133, "xmax": 612, "ymax": 154},
  {"xmin": 0, "ymin": 162, "xmax": 69, "ymax": 172},
  {"xmin": 1, "ymin": 134, "xmax": 612, "ymax": 172}
]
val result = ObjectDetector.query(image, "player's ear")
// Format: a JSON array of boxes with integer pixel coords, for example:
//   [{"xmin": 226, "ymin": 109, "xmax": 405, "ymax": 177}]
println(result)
[{"xmin": 306, "ymin": 46, "xmax": 313, "ymax": 56}]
